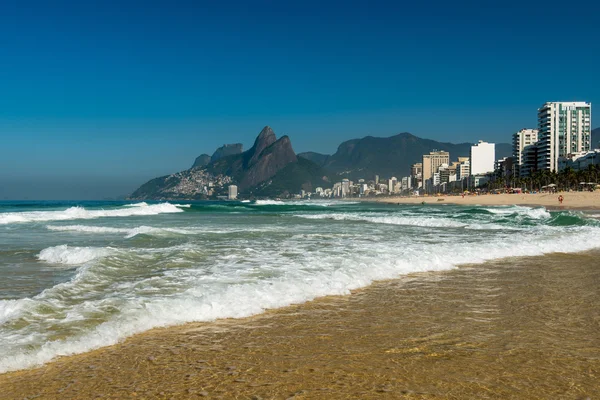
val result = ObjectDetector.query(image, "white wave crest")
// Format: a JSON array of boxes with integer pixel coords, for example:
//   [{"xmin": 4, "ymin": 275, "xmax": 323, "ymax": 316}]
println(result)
[
  {"xmin": 46, "ymin": 224, "xmax": 198, "ymax": 238},
  {"xmin": 38, "ymin": 245, "xmax": 115, "ymax": 265},
  {"xmin": 484, "ymin": 206, "xmax": 551, "ymax": 219},
  {"xmin": 296, "ymin": 213, "xmax": 467, "ymax": 228},
  {"xmin": 0, "ymin": 203, "xmax": 186, "ymax": 225},
  {"xmin": 253, "ymin": 200, "xmax": 285, "ymax": 205}
]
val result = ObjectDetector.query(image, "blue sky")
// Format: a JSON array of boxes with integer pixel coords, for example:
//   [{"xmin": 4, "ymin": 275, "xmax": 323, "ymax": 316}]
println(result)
[{"xmin": 1, "ymin": 0, "xmax": 599, "ymax": 199}]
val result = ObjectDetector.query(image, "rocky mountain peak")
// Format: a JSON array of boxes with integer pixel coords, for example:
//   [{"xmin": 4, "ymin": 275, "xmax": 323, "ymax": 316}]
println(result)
[
  {"xmin": 239, "ymin": 135, "xmax": 297, "ymax": 190},
  {"xmin": 211, "ymin": 143, "xmax": 243, "ymax": 163},
  {"xmin": 192, "ymin": 154, "xmax": 211, "ymax": 168},
  {"xmin": 246, "ymin": 126, "xmax": 277, "ymax": 167}
]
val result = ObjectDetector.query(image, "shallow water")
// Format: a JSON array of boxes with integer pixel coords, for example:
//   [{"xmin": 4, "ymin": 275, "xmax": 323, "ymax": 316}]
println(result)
[{"xmin": 1, "ymin": 199, "xmax": 599, "ymax": 374}]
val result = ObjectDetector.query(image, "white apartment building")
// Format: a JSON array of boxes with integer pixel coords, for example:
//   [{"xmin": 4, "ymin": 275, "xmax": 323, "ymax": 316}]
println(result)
[
  {"xmin": 388, "ymin": 177, "xmax": 398, "ymax": 193},
  {"xmin": 512, "ymin": 128, "xmax": 539, "ymax": 175},
  {"xmin": 228, "ymin": 185, "xmax": 238, "ymax": 200},
  {"xmin": 456, "ymin": 157, "xmax": 470, "ymax": 180},
  {"xmin": 537, "ymin": 101, "xmax": 592, "ymax": 171},
  {"xmin": 470, "ymin": 141, "xmax": 496, "ymax": 175}
]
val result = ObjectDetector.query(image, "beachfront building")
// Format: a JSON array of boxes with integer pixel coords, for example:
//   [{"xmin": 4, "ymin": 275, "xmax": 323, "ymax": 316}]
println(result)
[
  {"xmin": 456, "ymin": 157, "xmax": 470, "ymax": 181},
  {"xmin": 411, "ymin": 162, "xmax": 423, "ymax": 188},
  {"xmin": 537, "ymin": 101, "xmax": 592, "ymax": 172},
  {"xmin": 388, "ymin": 177, "xmax": 398, "ymax": 193},
  {"xmin": 228, "ymin": 185, "xmax": 238, "ymax": 200},
  {"xmin": 422, "ymin": 151, "xmax": 450, "ymax": 182},
  {"xmin": 512, "ymin": 128, "xmax": 539, "ymax": 176},
  {"xmin": 520, "ymin": 144, "xmax": 538, "ymax": 177},
  {"xmin": 558, "ymin": 150, "xmax": 600, "ymax": 171},
  {"xmin": 470, "ymin": 141, "xmax": 496, "ymax": 175}
]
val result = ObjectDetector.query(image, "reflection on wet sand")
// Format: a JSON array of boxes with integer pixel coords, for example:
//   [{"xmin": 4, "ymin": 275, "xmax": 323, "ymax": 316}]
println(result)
[{"xmin": 1, "ymin": 251, "xmax": 599, "ymax": 399}]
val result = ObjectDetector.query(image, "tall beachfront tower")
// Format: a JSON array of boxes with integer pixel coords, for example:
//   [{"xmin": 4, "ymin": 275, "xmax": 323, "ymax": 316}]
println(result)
[
  {"xmin": 422, "ymin": 151, "xmax": 449, "ymax": 182},
  {"xmin": 470, "ymin": 141, "xmax": 495, "ymax": 175},
  {"xmin": 537, "ymin": 101, "xmax": 592, "ymax": 172}
]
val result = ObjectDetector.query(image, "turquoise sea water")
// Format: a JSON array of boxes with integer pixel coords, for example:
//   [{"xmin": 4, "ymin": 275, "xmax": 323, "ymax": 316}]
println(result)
[{"xmin": 1, "ymin": 199, "xmax": 599, "ymax": 373}]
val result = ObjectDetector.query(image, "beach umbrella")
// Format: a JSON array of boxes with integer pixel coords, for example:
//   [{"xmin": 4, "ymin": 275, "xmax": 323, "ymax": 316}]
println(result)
[{"xmin": 548, "ymin": 183, "xmax": 557, "ymax": 187}]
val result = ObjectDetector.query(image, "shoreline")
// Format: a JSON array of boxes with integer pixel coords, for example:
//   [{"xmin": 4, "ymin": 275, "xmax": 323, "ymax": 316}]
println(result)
[
  {"xmin": 357, "ymin": 191, "xmax": 600, "ymax": 210},
  {"xmin": 1, "ymin": 251, "xmax": 599, "ymax": 399}
]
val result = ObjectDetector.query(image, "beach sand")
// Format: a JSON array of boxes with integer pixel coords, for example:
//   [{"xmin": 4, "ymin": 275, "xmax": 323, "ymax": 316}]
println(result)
[
  {"xmin": 1, "ymin": 250, "xmax": 599, "ymax": 399},
  {"xmin": 365, "ymin": 191, "xmax": 600, "ymax": 210}
]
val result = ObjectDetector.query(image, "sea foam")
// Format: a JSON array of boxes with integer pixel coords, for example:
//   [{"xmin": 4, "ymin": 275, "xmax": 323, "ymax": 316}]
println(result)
[
  {"xmin": 2, "ymin": 204, "xmax": 600, "ymax": 374},
  {"xmin": 0, "ymin": 203, "xmax": 187, "ymax": 225},
  {"xmin": 38, "ymin": 245, "xmax": 115, "ymax": 265}
]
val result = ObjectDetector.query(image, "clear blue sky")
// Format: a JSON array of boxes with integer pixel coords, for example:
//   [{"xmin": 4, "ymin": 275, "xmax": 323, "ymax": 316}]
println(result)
[{"xmin": 1, "ymin": 0, "xmax": 598, "ymax": 199}]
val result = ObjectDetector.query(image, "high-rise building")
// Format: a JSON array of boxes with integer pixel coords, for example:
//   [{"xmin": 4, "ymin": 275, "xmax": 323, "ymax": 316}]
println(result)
[
  {"xmin": 411, "ymin": 163, "xmax": 422, "ymax": 177},
  {"xmin": 470, "ymin": 141, "xmax": 495, "ymax": 175},
  {"xmin": 422, "ymin": 151, "xmax": 449, "ymax": 182},
  {"xmin": 537, "ymin": 101, "xmax": 592, "ymax": 171},
  {"xmin": 228, "ymin": 185, "xmax": 238, "ymax": 200},
  {"xmin": 512, "ymin": 128, "xmax": 539, "ymax": 176},
  {"xmin": 456, "ymin": 158, "xmax": 470, "ymax": 181},
  {"xmin": 388, "ymin": 177, "xmax": 398, "ymax": 193}
]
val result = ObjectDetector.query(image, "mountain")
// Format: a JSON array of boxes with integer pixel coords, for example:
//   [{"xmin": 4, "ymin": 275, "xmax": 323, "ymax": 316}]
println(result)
[
  {"xmin": 210, "ymin": 143, "xmax": 243, "ymax": 163},
  {"xmin": 301, "ymin": 132, "xmax": 513, "ymax": 180},
  {"xmin": 297, "ymin": 151, "xmax": 330, "ymax": 167},
  {"xmin": 130, "ymin": 126, "xmax": 328, "ymax": 199},
  {"xmin": 593, "ymin": 127, "xmax": 600, "ymax": 149},
  {"xmin": 205, "ymin": 126, "xmax": 299, "ymax": 191},
  {"xmin": 191, "ymin": 154, "xmax": 211, "ymax": 168}
]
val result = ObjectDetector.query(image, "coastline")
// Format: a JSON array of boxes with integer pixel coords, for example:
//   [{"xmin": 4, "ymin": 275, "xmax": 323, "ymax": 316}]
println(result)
[
  {"xmin": 359, "ymin": 191, "xmax": 600, "ymax": 210},
  {"xmin": 1, "ymin": 251, "xmax": 599, "ymax": 399}
]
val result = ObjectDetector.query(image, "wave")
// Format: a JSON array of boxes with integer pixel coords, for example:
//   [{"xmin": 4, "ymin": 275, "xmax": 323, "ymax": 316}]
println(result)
[
  {"xmin": 483, "ymin": 206, "xmax": 551, "ymax": 219},
  {"xmin": 3, "ymin": 222, "xmax": 600, "ymax": 373},
  {"xmin": 252, "ymin": 199, "xmax": 358, "ymax": 207},
  {"xmin": 296, "ymin": 213, "xmax": 468, "ymax": 228},
  {"xmin": 38, "ymin": 245, "xmax": 115, "ymax": 265},
  {"xmin": 253, "ymin": 200, "xmax": 285, "ymax": 205},
  {"xmin": 0, "ymin": 203, "xmax": 187, "ymax": 225},
  {"xmin": 46, "ymin": 224, "xmax": 198, "ymax": 238}
]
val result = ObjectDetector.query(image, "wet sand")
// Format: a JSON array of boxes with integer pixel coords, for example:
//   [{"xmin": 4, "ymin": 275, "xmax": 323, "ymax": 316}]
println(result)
[
  {"xmin": 1, "ymin": 251, "xmax": 599, "ymax": 399},
  {"xmin": 366, "ymin": 191, "xmax": 600, "ymax": 210}
]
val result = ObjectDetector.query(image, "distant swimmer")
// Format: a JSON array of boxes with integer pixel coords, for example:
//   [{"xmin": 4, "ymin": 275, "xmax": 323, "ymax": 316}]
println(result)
[{"xmin": 558, "ymin": 195, "xmax": 564, "ymax": 205}]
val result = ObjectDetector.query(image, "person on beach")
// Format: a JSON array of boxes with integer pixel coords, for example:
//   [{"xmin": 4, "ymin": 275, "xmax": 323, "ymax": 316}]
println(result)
[{"xmin": 558, "ymin": 195, "xmax": 564, "ymax": 205}]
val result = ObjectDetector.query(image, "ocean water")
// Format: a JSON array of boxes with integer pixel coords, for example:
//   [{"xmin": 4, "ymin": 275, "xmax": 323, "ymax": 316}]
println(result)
[{"xmin": 0, "ymin": 200, "xmax": 599, "ymax": 373}]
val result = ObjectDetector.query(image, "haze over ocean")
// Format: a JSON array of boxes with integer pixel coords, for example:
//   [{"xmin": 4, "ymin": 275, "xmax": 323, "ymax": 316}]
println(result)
[{"xmin": 1, "ymin": 0, "xmax": 599, "ymax": 199}]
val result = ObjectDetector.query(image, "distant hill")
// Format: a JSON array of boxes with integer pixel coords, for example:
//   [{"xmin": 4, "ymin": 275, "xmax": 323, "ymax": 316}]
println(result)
[
  {"xmin": 210, "ymin": 143, "xmax": 243, "ymax": 163},
  {"xmin": 300, "ymin": 133, "xmax": 512, "ymax": 180},
  {"xmin": 130, "ymin": 127, "xmax": 330, "ymax": 199},
  {"xmin": 132, "ymin": 128, "xmax": 516, "ymax": 199},
  {"xmin": 191, "ymin": 154, "xmax": 211, "ymax": 168}
]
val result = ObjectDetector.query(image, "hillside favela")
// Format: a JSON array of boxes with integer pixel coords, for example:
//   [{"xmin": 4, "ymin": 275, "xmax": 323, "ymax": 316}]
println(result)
[{"xmin": 1, "ymin": 2, "xmax": 600, "ymax": 400}]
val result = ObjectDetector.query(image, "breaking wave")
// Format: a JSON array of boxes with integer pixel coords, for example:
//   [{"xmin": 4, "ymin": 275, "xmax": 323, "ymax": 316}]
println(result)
[{"xmin": 0, "ymin": 203, "xmax": 187, "ymax": 225}]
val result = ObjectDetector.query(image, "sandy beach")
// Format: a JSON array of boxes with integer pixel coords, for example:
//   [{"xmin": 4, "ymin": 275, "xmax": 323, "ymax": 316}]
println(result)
[
  {"xmin": 1, "ymin": 250, "xmax": 599, "ymax": 399},
  {"xmin": 364, "ymin": 191, "xmax": 600, "ymax": 210}
]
